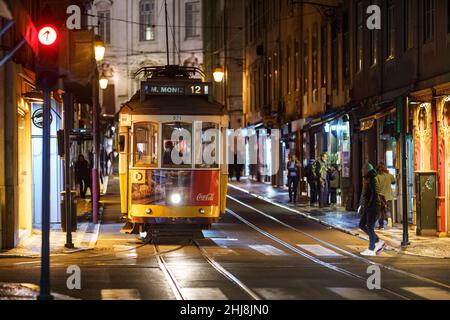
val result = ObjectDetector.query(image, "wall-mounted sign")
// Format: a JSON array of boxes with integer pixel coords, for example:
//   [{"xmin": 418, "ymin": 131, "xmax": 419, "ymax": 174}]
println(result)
[{"xmin": 32, "ymin": 108, "xmax": 53, "ymax": 129}]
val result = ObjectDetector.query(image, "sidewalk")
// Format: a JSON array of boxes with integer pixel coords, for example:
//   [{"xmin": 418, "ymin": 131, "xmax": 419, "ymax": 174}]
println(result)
[
  {"xmin": 0, "ymin": 196, "xmax": 103, "ymax": 258},
  {"xmin": 229, "ymin": 179, "xmax": 450, "ymax": 259}
]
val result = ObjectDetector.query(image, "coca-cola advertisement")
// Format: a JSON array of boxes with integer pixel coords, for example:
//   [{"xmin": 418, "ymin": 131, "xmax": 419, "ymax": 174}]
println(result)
[{"xmin": 131, "ymin": 170, "xmax": 219, "ymax": 206}]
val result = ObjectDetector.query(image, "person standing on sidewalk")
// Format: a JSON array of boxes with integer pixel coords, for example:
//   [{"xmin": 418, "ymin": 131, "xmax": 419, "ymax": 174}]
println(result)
[
  {"xmin": 287, "ymin": 154, "xmax": 301, "ymax": 204},
  {"xmin": 359, "ymin": 163, "xmax": 385, "ymax": 256},
  {"xmin": 75, "ymin": 154, "xmax": 90, "ymax": 199},
  {"xmin": 376, "ymin": 163, "xmax": 396, "ymax": 229},
  {"xmin": 313, "ymin": 153, "xmax": 329, "ymax": 208},
  {"xmin": 328, "ymin": 164, "xmax": 340, "ymax": 207},
  {"xmin": 304, "ymin": 159, "xmax": 318, "ymax": 206}
]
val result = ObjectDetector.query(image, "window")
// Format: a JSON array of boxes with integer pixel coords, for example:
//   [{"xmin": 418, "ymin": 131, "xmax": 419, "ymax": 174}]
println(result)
[
  {"xmin": 186, "ymin": 1, "xmax": 200, "ymax": 38},
  {"xmin": 342, "ymin": 13, "xmax": 349, "ymax": 79},
  {"xmin": 321, "ymin": 25, "xmax": 327, "ymax": 87},
  {"xmin": 356, "ymin": 2, "xmax": 364, "ymax": 72},
  {"xmin": 162, "ymin": 122, "xmax": 192, "ymax": 168},
  {"xmin": 312, "ymin": 25, "xmax": 318, "ymax": 93},
  {"xmin": 387, "ymin": 2, "xmax": 396, "ymax": 59},
  {"xmin": 140, "ymin": 0, "xmax": 156, "ymax": 41},
  {"xmin": 448, "ymin": 0, "xmax": 450, "ymax": 33},
  {"xmin": 370, "ymin": 2, "xmax": 378, "ymax": 66},
  {"xmin": 295, "ymin": 40, "xmax": 300, "ymax": 91},
  {"xmin": 286, "ymin": 44, "xmax": 291, "ymax": 94},
  {"xmin": 195, "ymin": 122, "xmax": 219, "ymax": 168},
  {"xmin": 133, "ymin": 123, "xmax": 158, "ymax": 167},
  {"xmin": 424, "ymin": 0, "xmax": 435, "ymax": 42},
  {"xmin": 303, "ymin": 32, "xmax": 309, "ymax": 95},
  {"xmin": 331, "ymin": 22, "xmax": 338, "ymax": 89},
  {"xmin": 370, "ymin": 28, "xmax": 378, "ymax": 66},
  {"xmin": 405, "ymin": 0, "xmax": 413, "ymax": 50},
  {"xmin": 98, "ymin": 10, "xmax": 111, "ymax": 44}
]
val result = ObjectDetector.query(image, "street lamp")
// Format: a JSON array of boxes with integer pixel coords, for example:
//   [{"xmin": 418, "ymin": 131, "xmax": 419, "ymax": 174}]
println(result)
[
  {"xmin": 94, "ymin": 36, "xmax": 105, "ymax": 61},
  {"xmin": 99, "ymin": 74, "xmax": 108, "ymax": 89},
  {"xmin": 213, "ymin": 64, "xmax": 224, "ymax": 83}
]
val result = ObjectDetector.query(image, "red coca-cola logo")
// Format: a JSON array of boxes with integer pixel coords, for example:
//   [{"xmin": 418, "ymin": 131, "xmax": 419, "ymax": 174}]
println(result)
[{"xmin": 196, "ymin": 193, "xmax": 214, "ymax": 202}]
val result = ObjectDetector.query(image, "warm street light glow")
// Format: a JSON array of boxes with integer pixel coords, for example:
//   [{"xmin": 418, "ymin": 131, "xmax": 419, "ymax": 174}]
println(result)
[
  {"xmin": 99, "ymin": 74, "xmax": 108, "ymax": 89},
  {"xmin": 213, "ymin": 65, "xmax": 224, "ymax": 83},
  {"xmin": 94, "ymin": 37, "xmax": 106, "ymax": 61}
]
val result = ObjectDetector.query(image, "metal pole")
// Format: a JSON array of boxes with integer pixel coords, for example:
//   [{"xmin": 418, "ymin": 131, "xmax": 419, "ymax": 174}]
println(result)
[
  {"xmin": 63, "ymin": 93, "xmax": 74, "ymax": 248},
  {"xmin": 401, "ymin": 97, "xmax": 410, "ymax": 247},
  {"xmin": 92, "ymin": 78, "xmax": 99, "ymax": 224},
  {"xmin": 38, "ymin": 89, "xmax": 54, "ymax": 300},
  {"xmin": 164, "ymin": 0, "xmax": 170, "ymax": 65}
]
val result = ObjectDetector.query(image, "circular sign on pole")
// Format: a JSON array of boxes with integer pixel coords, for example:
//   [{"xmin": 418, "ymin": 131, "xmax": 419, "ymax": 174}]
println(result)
[
  {"xmin": 38, "ymin": 25, "xmax": 58, "ymax": 46},
  {"xmin": 32, "ymin": 108, "xmax": 53, "ymax": 129}
]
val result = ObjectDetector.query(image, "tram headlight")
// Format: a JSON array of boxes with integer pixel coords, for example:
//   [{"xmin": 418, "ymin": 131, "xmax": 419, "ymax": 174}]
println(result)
[{"xmin": 170, "ymin": 193, "xmax": 182, "ymax": 205}]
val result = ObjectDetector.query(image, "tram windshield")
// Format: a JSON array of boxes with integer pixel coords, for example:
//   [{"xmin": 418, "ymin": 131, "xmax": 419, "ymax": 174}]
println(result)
[
  {"xmin": 133, "ymin": 122, "xmax": 158, "ymax": 167},
  {"xmin": 195, "ymin": 122, "xmax": 219, "ymax": 169},
  {"xmin": 162, "ymin": 122, "xmax": 192, "ymax": 168}
]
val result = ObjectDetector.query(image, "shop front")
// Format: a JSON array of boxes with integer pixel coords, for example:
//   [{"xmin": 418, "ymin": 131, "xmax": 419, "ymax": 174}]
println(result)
[
  {"xmin": 302, "ymin": 111, "xmax": 352, "ymax": 208},
  {"xmin": 412, "ymin": 91, "xmax": 450, "ymax": 236},
  {"xmin": 359, "ymin": 104, "xmax": 410, "ymax": 225}
]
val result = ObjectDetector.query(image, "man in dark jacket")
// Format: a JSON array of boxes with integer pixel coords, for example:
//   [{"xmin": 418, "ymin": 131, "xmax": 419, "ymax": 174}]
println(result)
[{"xmin": 359, "ymin": 163, "xmax": 385, "ymax": 256}]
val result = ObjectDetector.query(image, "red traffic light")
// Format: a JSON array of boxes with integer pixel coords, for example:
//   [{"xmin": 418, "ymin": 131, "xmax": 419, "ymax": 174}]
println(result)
[{"xmin": 38, "ymin": 25, "xmax": 58, "ymax": 46}]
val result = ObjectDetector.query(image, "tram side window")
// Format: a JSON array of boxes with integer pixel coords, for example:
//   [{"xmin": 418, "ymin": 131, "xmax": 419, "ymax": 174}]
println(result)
[
  {"xmin": 195, "ymin": 122, "xmax": 219, "ymax": 169},
  {"xmin": 133, "ymin": 122, "xmax": 158, "ymax": 167},
  {"xmin": 162, "ymin": 122, "xmax": 192, "ymax": 168}
]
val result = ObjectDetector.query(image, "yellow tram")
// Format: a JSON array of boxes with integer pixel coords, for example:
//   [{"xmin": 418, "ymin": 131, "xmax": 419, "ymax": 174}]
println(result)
[{"xmin": 118, "ymin": 66, "xmax": 229, "ymax": 236}]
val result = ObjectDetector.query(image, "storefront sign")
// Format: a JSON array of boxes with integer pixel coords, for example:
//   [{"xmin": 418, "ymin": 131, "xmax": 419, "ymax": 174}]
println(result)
[{"xmin": 32, "ymin": 108, "xmax": 53, "ymax": 129}]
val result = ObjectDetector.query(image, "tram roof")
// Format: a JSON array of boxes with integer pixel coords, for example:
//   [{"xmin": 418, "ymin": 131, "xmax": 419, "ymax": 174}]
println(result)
[{"xmin": 121, "ymin": 91, "xmax": 226, "ymax": 116}]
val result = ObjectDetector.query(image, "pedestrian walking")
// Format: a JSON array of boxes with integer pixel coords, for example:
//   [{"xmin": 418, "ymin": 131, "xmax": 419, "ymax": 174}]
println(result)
[
  {"xmin": 328, "ymin": 164, "xmax": 340, "ymax": 207},
  {"xmin": 359, "ymin": 163, "xmax": 385, "ymax": 256},
  {"xmin": 304, "ymin": 159, "xmax": 318, "ymax": 205},
  {"xmin": 313, "ymin": 153, "xmax": 329, "ymax": 208},
  {"xmin": 75, "ymin": 154, "xmax": 90, "ymax": 199},
  {"xmin": 376, "ymin": 163, "xmax": 396, "ymax": 229},
  {"xmin": 286, "ymin": 154, "xmax": 301, "ymax": 203}
]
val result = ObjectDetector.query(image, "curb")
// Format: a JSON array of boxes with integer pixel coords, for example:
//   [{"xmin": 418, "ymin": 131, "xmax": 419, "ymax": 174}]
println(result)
[{"xmin": 228, "ymin": 184, "xmax": 449, "ymax": 259}]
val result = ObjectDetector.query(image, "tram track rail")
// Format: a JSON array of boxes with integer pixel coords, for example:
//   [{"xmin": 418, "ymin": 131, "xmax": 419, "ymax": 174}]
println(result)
[
  {"xmin": 226, "ymin": 191, "xmax": 450, "ymax": 297},
  {"xmin": 153, "ymin": 241, "xmax": 262, "ymax": 300}
]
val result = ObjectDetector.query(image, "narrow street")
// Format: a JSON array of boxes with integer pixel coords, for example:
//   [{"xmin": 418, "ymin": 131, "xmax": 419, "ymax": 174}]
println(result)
[{"xmin": 1, "ymin": 180, "xmax": 449, "ymax": 300}]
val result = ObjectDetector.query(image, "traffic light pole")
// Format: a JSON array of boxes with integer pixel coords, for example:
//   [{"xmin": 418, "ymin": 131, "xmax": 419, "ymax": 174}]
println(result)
[
  {"xmin": 38, "ymin": 89, "xmax": 54, "ymax": 300},
  {"xmin": 92, "ymin": 79, "xmax": 99, "ymax": 224},
  {"xmin": 63, "ymin": 93, "xmax": 74, "ymax": 249}
]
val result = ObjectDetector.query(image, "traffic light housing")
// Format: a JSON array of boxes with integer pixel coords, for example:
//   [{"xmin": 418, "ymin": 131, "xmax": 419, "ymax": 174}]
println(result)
[{"xmin": 36, "ymin": 23, "xmax": 60, "ymax": 90}]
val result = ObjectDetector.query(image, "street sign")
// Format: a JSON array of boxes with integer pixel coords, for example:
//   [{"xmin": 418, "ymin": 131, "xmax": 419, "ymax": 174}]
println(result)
[{"xmin": 32, "ymin": 108, "xmax": 53, "ymax": 128}]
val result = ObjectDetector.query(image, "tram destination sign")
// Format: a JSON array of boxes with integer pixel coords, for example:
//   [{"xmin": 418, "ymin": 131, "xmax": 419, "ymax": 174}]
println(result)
[{"xmin": 142, "ymin": 82, "xmax": 210, "ymax": 97}]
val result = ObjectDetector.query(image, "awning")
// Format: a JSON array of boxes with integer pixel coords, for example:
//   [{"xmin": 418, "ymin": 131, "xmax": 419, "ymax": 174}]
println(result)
[
  {"xmin": 359, "ymin": 106, "xmax": 396, "ymax": 132},
  {"xmin": 303, "ymin": 106, "xmax": 355, "ymax": 131}
]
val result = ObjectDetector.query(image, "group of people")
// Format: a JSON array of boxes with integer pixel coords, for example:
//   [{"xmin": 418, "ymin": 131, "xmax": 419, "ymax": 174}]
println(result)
[
  {"xmin": 288, "ymin": 152, "xmax": 396, "ymax": 257},
  {"xmin": 301, "ymin": 153, "xmax": 340, "ymax": 208}
]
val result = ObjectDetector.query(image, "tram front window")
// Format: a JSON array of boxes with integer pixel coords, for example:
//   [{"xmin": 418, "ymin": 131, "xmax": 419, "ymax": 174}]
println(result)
[
  {"xmin": 195, "ymin": 122, "xmax": 219, "ymax": 168},
  {"xmin": 162, "ymin": 122, "xmax": 192, "ymax": 168},
  {"xmin": 133, "ymin": 122, "xmax": 158, "ymax": 167}
]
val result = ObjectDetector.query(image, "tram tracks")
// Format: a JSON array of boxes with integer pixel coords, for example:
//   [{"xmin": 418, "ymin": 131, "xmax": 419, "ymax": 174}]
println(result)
[
  {"xmin": 226, "ymin": 192, "xmax": 450, "ymax": 299},
  {"xmin": 153, "ymin": 241, "xmax": 262, "ymax": 300}
]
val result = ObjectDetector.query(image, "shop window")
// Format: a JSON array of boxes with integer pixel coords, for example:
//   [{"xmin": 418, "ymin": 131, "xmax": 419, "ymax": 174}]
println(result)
[
  {"xmin": 162, "ymin": 122, "xmax": 192, "ymax": 168},
  {"xmin": 133, "ymin": 122, "xmax": 158, "ymax": 167}
]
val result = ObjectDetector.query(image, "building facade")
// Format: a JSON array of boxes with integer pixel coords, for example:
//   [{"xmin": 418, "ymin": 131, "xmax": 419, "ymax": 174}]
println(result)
[
  {"xmin": 203, "ymin": 0, "xmax": 450, "ymax": 236},
  {"xmin": 89, "ymin": 0, "xmax": 204, "ymax": 115}
]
